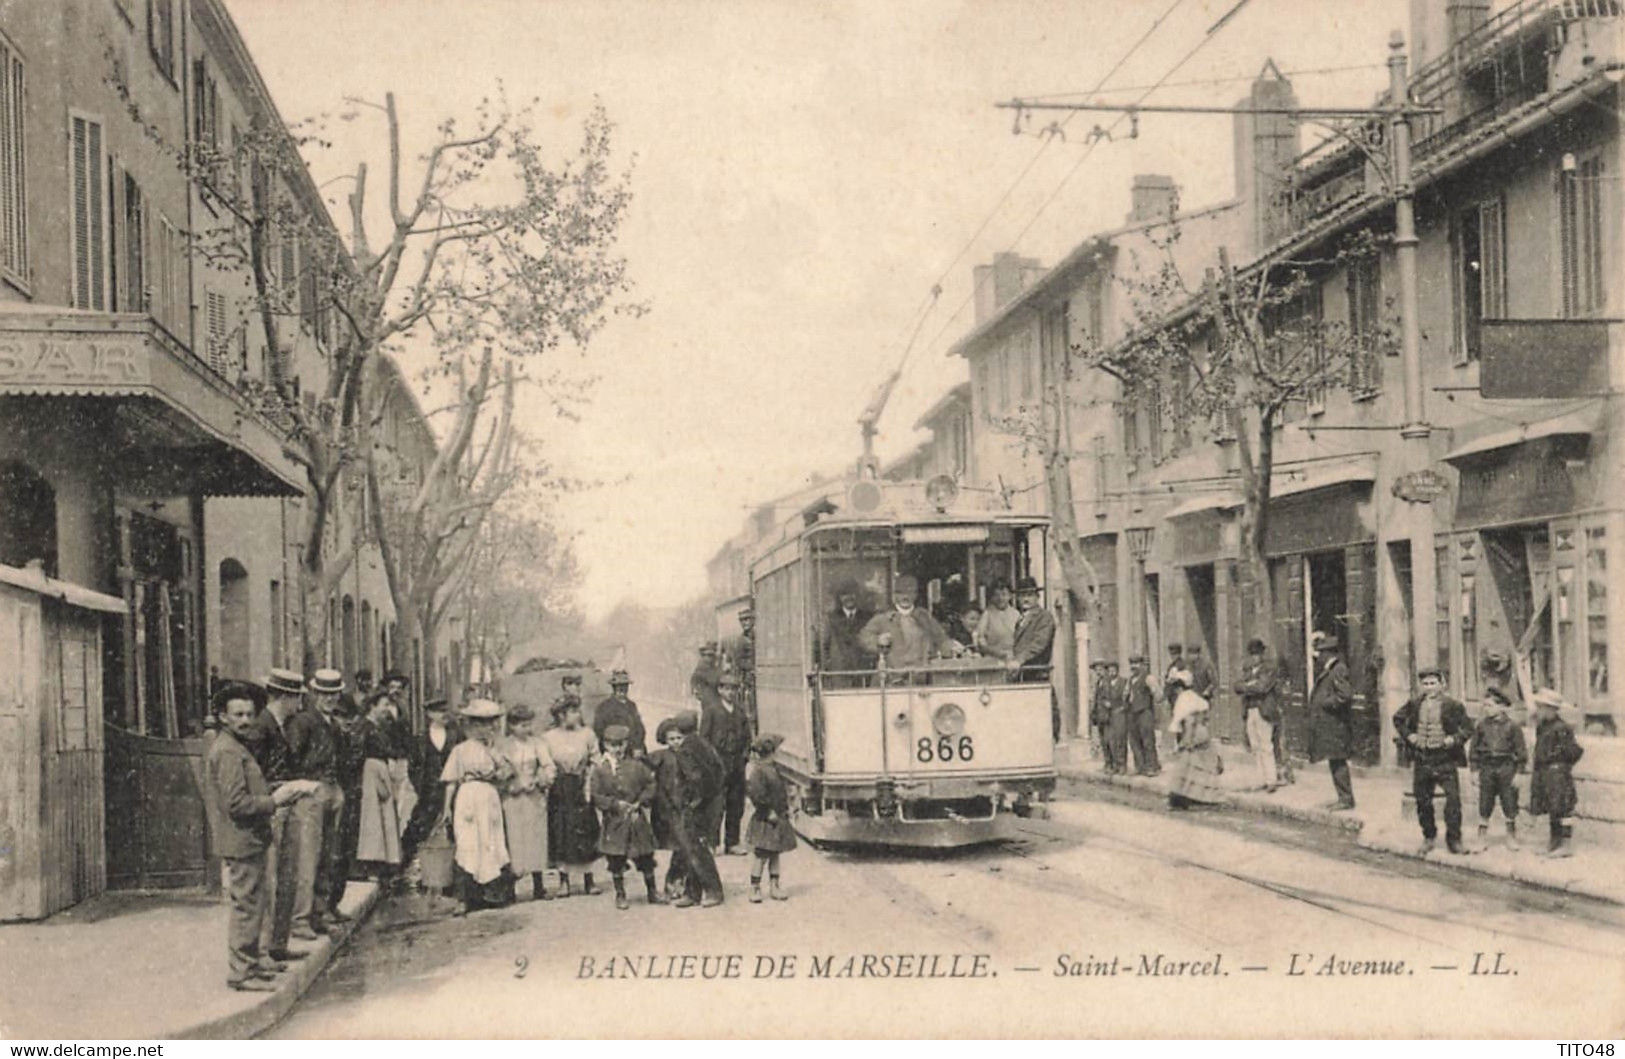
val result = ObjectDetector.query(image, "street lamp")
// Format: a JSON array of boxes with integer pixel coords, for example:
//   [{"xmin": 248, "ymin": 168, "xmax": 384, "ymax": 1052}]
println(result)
[{"xmin": 1126, "ymin": 526, "xmax": 1156, "ymax": 655}]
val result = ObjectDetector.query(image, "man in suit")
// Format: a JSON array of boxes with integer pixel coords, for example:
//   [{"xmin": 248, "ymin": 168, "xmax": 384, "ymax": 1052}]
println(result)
[
  {"xmin": 205, "ymin": 682, "xmax": 314, "ymax": 991},
  {"xmin": 820, "ymin": 580, "xmax": 875, "ymax": 685},
  {"xmin": 1184, "ymin": 644, "xmax": 1216, "ymax": 702},
  {"xmin": 1007, "ymin": 577, "xmax": 1059, "ymax": 739},
  {"xmin": 859, "ymin": 575, "xmax": 963, "ymax": 670},
  {"xmin": 250, "ymin": 668, "xmax": 308, "ymax": 961},
  {"xmin": 284, "ymin": 669, "xmax": 350, "ymax": 939},
  {"xmin": 404, "ymin": 696, "xmax": 461, "ymax": 859},
  {"xmin": 690, "ymin": 643, "xmax": 723, "ymax": 710},
  {"xmin": 593, "ymin": 669, "xmax": 648, "ymax": 758},
  {"xmin": 1098, "ymin": 660, "xmax": 1130, "ymax": 774},
  {"xmin": 1125, "ymin": 654, "xmax": 1162, "ymax": 776},
  {"xmin": 1235, "ymin": 639, "xmax": 1282, "ymax": 792},
  {"xmin": 701, "ymin": 670, "xmax": 753, "ymax": 855},
  {"xmin": 1393, "ymin": 665, "xmax": 1473, "ymax": 855},
  {"xmin": 669, "ymin": 711, "xmax": 725, "ymax": 907},
  {"xmin": 1307, "ymin": 631, "xmax": 1357, "ymax": 811}
]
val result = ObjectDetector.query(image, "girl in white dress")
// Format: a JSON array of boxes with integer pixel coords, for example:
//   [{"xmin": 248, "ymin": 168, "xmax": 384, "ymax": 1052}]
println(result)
[{"xmin": 440, "ymin": 699, "xmax": 514, "ymax": 914}]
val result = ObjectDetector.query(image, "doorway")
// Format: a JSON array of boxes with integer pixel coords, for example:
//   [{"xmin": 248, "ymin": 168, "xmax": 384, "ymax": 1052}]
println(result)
[{"xmin": 1184, "ymin": 563, "xmax": 1218, "ymax": 667}]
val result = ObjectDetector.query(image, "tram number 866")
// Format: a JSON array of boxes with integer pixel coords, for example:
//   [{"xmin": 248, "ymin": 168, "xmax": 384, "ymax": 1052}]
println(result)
[{"xmin": 917, "ymin": 736, "xmax": 974, "ymax": 763}]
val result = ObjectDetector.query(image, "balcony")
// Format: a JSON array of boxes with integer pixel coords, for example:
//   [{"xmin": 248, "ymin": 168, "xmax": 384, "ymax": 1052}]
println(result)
[{"xmin": 1478, "ymin": 318, "xmax": 1618, "ymax": 398}]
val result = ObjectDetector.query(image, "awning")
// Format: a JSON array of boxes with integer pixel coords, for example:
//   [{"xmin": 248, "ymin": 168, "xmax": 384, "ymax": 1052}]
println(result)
[
  {"xmin": 0, "ymin": 310, "xmax": 303, "ymax": 497},
  {"xmin": 1442, "ymin": 404, "xmax": 1604, "ymax": 463},
  {"xmin": 1164, "ymin": 492, "xmax": 1241, "ymax": 519},
  {"xmin": 1271, "ymin": 461, "xmax": 1376, "ymax": 499},
  {"xmin": 0, "ymin": 562, "xmax": 126, "ymax": 613}
]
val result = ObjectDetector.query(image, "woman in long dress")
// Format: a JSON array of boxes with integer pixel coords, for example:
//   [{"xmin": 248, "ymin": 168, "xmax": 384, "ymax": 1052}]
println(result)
[
  {"xmin": 499, "ymin": 702, "xmax": 557, "ymax": 900},
  {"xmin": 543, "ymin": 697, "xmax": 601, "ymax": 897},
  {"xmin": 441, "ymin": 699, "xmax": 514, "ymax": 914},
  {"xmin": 355, "ymin": 692, "xmax": 402, "ymax": 875},
  {"xmin": 1166, "ymin": 669, "xmax": 1227, "ymax": 810}
]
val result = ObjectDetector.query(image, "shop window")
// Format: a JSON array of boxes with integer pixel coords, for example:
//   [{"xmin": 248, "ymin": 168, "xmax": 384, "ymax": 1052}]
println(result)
[
  {"xmin": 0, "ymin": 460, "xmax": 57, "ymax": 575},
  {"xmin": 1586, "ymin": 526, "xmax": 1608, "ymax": 696},
  {"xmin": 0, "ymin": 33, "xmax": 28, "ymax": 289}
]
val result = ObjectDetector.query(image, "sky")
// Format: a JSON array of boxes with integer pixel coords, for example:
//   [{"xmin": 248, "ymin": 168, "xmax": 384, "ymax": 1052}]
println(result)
[{"xmin": 227, "ymin": 0, "xmax": 1417, "ymax": 619}]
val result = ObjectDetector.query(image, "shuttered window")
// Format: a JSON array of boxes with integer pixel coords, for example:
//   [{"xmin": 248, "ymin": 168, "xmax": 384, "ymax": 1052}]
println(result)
[
  {"xmin": 153, "ymin": 215, "xmax": 185, "ymax": 336},
  {"xmin": 147, "ymin": 0, "xmax": 175, "ymax": 81},
  {"xmin": 1560, "ymin": 155, "xmax": 1606, "ymax": 317},
  {"xmin": 205, "ymin": 290, "xmax": 228, "ymax": 375},
  {"xmin": 119, "ymin": 171, "xmax": 146, "ymax": 313},
  {"xmin": 1453, "ymin": 196, "xmax": 1505, "ymax": 362},
  {"xmin": 70, "ymin": 113, "xmax": 107, "ymax": 311},
  {"xmin": 0, "ymin": 35, "xmax": 27, "ymax": 287},
  {"xmin": 1346, "ymin": 255, "xmax": 1382, "ymax": 399}
]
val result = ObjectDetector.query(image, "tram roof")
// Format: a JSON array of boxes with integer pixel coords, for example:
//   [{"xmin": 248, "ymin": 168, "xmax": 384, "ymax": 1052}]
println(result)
[{"xmin": 746, "ymin": 478, "xmax": 1048, "ymax": 568}]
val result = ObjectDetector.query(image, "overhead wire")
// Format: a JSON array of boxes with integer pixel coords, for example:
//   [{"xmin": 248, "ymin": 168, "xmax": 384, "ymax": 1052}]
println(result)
[
  {"xmin": 918, "ymin": 0, "xmax": 1259, "ymax": 360},
  {"xmin": 889, "ymin": 0, "xmax": 1190, "ymax": 380}
]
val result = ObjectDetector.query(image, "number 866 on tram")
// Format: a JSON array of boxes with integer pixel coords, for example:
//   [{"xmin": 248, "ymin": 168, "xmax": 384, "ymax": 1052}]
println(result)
[{"xmin": 747, "ymin": 477, "xmax": 1057, "ymax": 848}]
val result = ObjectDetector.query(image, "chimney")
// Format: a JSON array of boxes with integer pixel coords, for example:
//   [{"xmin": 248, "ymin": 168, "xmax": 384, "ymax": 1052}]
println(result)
[
  {"xmin": 973, "ymin": 252, "xmax": 1045, "ymax": 325},
  {"xmin": 1409, "ymin": 0, "xmax": 1491, "ymax": 71},
  {"xmin": 1232, "ymin": 59, "xmax": 1299, "ymax": 256},
  {"xmin": 1125, "ymin": 174, "xmax": 1178, "ymax": 225}
]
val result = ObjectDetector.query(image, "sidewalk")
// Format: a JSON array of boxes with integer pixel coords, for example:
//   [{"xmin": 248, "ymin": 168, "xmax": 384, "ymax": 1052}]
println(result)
[
  {"xmin": 1055, "ymin": 739, "xmax": 1625, "ymax": 906},
  {"xmin": 0, "ymin": 881, "xmax": 379, "ymax": 1040}
]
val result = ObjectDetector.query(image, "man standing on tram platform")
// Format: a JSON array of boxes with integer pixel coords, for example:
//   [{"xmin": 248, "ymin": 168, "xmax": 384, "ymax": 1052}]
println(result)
[
  {"xmin": 1007, "ymin": 577, "xmax": 1058, "ymax": 740},
  {"xmin": 690, "ymin": 643, "xmax": 723, "ymax": 711},
  {"xmin": 858, "ymin": 575, "xmax": 962, "ymax": 669}
]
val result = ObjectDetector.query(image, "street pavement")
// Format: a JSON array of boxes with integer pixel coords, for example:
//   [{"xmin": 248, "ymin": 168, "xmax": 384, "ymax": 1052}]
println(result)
[{"xmin": 268, "ymin": 792, "xmax": 1625, "ymax": 1039}]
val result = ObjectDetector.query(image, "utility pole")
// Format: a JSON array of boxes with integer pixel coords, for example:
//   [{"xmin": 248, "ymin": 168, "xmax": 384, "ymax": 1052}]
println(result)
[{"xmin": 1389, "ymin": 31, "xmax": 1438, "ymax": 672}]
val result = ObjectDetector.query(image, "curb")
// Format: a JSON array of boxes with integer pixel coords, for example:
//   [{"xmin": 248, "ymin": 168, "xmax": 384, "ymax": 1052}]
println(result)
[
  {"xmin": 171, "ymin": 881, "xmax": 382, "ymax": 1040},
  {"xmin": 1056, "ymin": 764, "xmax": 1624, "ymax": 906}
]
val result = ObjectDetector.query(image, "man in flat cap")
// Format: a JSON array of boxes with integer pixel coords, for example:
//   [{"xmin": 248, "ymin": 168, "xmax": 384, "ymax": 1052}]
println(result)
[
  {"xmin": 1125, "ymin": 654, "xmax": 1161, "ymax": 776},
  {"xmin": 703, "ymin": 670, "xmax": 754, "ymax": 855},
  {"xmin": 1308, "ymin": 631, "xmax": 1357, "ymax": 811},
  {"xmin": 859, "ymin": 574, "xmax": 963, "ymax": 671},
  {"xmin": 204, "ymin": 681, "xmax": 317, "ymax": 991},
  {"xmin": 593, "ymin": 669, "xmax": 647, "ymax": 758},
  {"xmin": 690, "ymin": 643, "xmax": 723, "ymax": 711},
  {"xmin": 1393, "ymin": 665, "xmax": 1472, "ymax": 854}
]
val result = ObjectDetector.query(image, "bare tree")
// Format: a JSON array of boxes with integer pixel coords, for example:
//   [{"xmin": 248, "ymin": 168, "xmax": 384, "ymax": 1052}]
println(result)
[
  {"xmin": 111, "ymin": 68, "xmax": 638, "ymax": 669},
  {"xmin": 458, "ymin": 502, "xmax": 584, "ymax": 695}
]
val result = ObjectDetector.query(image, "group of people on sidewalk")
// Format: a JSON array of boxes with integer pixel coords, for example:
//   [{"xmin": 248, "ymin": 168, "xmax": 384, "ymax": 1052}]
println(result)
[
  {"xmin": 201, "ymin": 657, "xmax": 800, "ymax": 990},
  {"xmin": 1087, "ymin": 632, "xmax": 1589, "ymax": 861}
]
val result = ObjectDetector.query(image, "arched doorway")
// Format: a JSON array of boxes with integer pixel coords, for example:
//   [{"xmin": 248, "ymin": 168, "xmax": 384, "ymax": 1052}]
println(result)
[{"xmin": 218, "ymin": 558, "xmax": 251, "ymax": 681}]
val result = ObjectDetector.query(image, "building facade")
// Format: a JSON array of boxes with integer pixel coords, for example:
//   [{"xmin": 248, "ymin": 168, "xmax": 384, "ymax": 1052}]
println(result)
[{"xmin": 0, "ymin": 0, "xmax": 457, "ymax": 913}]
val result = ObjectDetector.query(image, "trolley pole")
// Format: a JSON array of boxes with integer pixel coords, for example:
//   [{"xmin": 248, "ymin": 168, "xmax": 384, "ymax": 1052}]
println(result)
[{"xmin": 1390, "ymin": 31, "xmax": 1438, "ymax": 675}]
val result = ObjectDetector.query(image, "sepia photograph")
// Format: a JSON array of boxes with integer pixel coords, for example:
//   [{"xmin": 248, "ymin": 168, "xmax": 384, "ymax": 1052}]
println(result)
[{"xmin": 0, "ymin": 0, "xmax": 1623, "ymax": 1042}]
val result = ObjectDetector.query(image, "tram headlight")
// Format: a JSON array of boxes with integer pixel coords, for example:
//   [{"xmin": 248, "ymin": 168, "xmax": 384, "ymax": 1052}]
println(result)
[{"xmin": 932, "ymin": 702, "xmax": 966, "ymax": 737}]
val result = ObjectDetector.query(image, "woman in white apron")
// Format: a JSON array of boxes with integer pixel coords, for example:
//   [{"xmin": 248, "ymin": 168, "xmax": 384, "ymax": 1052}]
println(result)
[{"xmin": 440, "ymin": 698, "xmax": 514, "ymax": 914}]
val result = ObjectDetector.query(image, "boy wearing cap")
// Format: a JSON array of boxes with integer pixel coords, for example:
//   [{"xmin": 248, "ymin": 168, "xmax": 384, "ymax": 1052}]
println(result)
[
  {"xmin": 1393, "ymin": 666, "xmax": 1472, "ymax": 855},
  {"xmin": 670, "ymin": 712, "xmax": 725, "ymax": 907},
  {"xmin": 1470, "ymin": 686, "xmax": 1528, "ymax": 850},
  {"xmin": 1528, "ymin": 689, "xmax": 1585, "ymax": 858},
  {"xmin": 590, "ymin": 725, "xmax": 662, "ymax": 910},
  {"xmin": 593, "ymin": 670, "xmax": 647, "ymax": 758},
  {"xmin": 205, "ymin": 682, "xmax": 317, "ymax": 991}
]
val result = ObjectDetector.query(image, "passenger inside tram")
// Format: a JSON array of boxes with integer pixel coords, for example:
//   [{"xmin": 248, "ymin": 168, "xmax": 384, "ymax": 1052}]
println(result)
[{"xmin": 808, "ymin": 523, "xmax": 1050, "ymax": 686}]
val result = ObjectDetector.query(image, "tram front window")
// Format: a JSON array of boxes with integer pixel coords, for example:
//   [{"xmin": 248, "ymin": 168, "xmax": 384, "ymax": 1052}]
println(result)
[{"xmin": 808, "ymin": 523, "xmax": 1051, "ymax": 686}]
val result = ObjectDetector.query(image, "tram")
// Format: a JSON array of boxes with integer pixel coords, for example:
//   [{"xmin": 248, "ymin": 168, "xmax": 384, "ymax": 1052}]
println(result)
[{"xmin": 749, "ymin": 473, "xmax": 1056, "ymax": 848}]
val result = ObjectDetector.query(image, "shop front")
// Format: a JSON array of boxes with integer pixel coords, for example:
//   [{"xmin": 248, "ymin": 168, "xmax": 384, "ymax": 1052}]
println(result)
[
  {"xmin": 0, "ymin": 310, "xmax": 302, "ymax": 898},
  {"xmin": 1442, "ymin": 407, "xmax": 1615, "ymax": 733}
]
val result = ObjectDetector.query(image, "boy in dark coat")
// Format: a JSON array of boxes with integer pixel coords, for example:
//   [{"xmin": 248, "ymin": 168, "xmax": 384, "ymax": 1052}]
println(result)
[
  {"xmin": 1307, "ymin": 633, "xmax": 1357, "ymax": 811},
  {"xmin": 672, "ymin": 711, "xmax": 725, "ymax": 907},
  {"xmin": 650, "ymin": 717, "xmax": 688, "ymax": 900},
  {"xmin": 1470, "ymin": 686, "xmax": 1528, "ymax": 850},
  {"xmin": 745, "ymin": 734, "xmax": 796, "ymax": 903},
  {"xmin": 204, "ymin": 683, "xmax": 314, "ymax": 991},
  {"xmin": 590, "ymin": 725, "xmax": 662, "ymax": 910},
  {"xmin": 1393, "ymin": 666, "xmax": 1472, "ymax": 855},
  {"xmin": 1528, "ymin": 689, "xmax": 1585, "ymax": 858}
]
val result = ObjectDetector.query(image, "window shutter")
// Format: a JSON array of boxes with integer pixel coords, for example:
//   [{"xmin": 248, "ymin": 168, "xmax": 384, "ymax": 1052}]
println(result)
[
  {"xmin": 1479, "ymin": 198, "xmax": 1505, "ymax": 318},
  {"xmin": 280, "ymin": 234, "xmax": 297, "ymax": 305},
  {"xmin": 1581, "ymin": 157, "xmax": 1605, "ymax": 313},
  {"xmin": 205, "ymin": 290, "xmax": 228, "ymax": 374},
  {"xmin": 1560, "ymin": 170, "xmax": 1579, "ymax": 317},
  {"xmin": 70, "ymin": 114, "xmax": 106, "ymax": 311},
  {"xmin": 0, "ymin": 41, "xmax": 26, "ymax": 282}
]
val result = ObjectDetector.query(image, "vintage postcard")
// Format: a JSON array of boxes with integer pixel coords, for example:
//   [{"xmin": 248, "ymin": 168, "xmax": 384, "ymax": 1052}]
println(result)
[{"xmin": 0, "ymin": 0, "xmax": 1623, "ymax": 1041}]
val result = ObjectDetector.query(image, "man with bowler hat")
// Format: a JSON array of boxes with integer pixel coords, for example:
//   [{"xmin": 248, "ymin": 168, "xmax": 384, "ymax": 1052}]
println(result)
[
  {"xmin": 1125, "ymin": 654, "xmax": 1162, "ymax": 776},
  {"xmin": 593, "ymin": 669, "xmax": 648, "ymax": 758},
  {"xmin": 1308, "ymin": 631, "xmax": 1357, "ymax": 811}
]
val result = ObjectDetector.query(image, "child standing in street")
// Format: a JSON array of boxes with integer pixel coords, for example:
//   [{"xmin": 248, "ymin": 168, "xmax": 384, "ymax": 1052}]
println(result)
[
  {"xmin": 1470, "ymin": 686, "xmax": 1528, "ymax": 850},
  {"xmin": 745, "ymin": 734, "xmax": 796, "ymax": 902},
  {"xmin": 1528, "ymin": 688, "xmax": 1585, "ymax": 858}
]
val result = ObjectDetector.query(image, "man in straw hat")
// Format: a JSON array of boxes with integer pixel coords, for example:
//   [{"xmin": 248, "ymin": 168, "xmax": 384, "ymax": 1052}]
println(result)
[
  {"xmin": 1307, "ymin": 631, "xmax": 1357, "ymax": 811},
  {"xmin": 283, "ymin": 669, "xmax": 351, "ymax": 938},
  {"xmin": 249, "ymin": 668, "xmax": 314, "ymax": 961}
]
